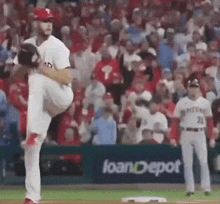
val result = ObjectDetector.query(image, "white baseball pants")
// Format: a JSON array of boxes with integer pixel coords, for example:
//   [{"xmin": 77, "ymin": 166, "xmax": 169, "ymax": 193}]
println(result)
[
  {"xmin": 180, "ymin": 130, "xmax": 211, "ymax": 193},
  {"xmin": 25, "ymin": 72, "xmax": 73, "ymax": 203}
]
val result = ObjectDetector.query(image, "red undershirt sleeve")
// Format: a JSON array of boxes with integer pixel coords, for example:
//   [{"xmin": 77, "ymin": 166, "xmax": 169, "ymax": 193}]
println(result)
[
  {"xmin": 171, "ymin": 117, "xmax": 180, "ymax": 141},
  {"xmin": 206, "ymin": 117, "xmax": 214, "ymax": 140}
]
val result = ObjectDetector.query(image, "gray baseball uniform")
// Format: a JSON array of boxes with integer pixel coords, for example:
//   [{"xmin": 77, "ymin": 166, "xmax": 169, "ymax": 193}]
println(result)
[{"xmin": 173, "ymin": 96, "xmax": 212, "ymax": 193}]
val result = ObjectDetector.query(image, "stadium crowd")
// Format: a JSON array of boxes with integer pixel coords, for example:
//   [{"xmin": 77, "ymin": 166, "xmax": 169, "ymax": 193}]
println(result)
[{"xmin": 1, "ymin": 0, "xmax": 220, "ymax": 167}]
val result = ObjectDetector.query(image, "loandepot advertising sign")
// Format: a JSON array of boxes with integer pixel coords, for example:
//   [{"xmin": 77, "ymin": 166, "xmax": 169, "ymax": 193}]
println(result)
[
  {"xmin": 102, "ymin": 159, "xmax": 182, "ymax": 176},
  {"xmin": 92, "ymin": 150, "xmax": 184, "ymax": 183}
]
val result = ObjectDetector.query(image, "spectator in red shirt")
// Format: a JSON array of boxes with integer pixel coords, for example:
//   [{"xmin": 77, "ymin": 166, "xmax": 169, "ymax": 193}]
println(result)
[
  {"xmin": 120, "ymin": 115, "xmax": 142, "ymax": 145},
  {"xmin": 139, "ymin": 129, "xmax": 158, "ymax": 144},
  {"xmin": 158, "ymin": 93, "xmax": 176, "ymax": 126},
  {"xmin": 70, "ymin": 22, "xmax": 85, "ymax": 54},
  {"xmin": 93, "ymin": 45, "xmax": 120, "ymax": 90},
  {"xmin": 80, "ymin": 4, "xmax": 93, "ymax": 27},
  {"xmin": 119, "ymin": 89, "xmax": 134, "ymax": 125},
  {"xmin": 119, "ymin": 100, "xmax": 133, "ymax": 126},
  {"xmin": 73, "ymin": 84, "xmax": 85, "ymax": 124},
  {"xmin": 188, "ymin": 48, "xmax": 207, "ymax": 74},
  {"xmin": 8, "ymin": 76, "xmax": 28, "ymax": 140},
  {"xmin": 8, "ymin": 77, "xmax": 28, "ymax": 112},
  {"xmin": 57, "ymin": 102, "xmax": 77, "ymax": 145},
  {"xmin": 59, "ymin": 127, "xmax": 82, "ymax": 165}
]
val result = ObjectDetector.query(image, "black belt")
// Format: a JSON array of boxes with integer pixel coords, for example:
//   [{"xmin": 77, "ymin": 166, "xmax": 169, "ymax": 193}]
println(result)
[{"xmin": 181, "ymin": 127, "xmax": 205, "ymax": 132}]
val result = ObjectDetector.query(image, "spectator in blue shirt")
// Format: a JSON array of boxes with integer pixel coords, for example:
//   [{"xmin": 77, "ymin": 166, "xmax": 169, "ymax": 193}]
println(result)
[
  {"xmin": 158, "ymin": 28, "xmax": 183, "ymax": 71},
  {"xmin": 122, "ymin": 11, "xmax": 148, "ymax": 45},
  {"xmin": 94, "ymin": 92, "xmax": 119, "ymax": 120},
  {"xmin": 90, "ymin": 106, "xmax": 117, "ymax": 145}
]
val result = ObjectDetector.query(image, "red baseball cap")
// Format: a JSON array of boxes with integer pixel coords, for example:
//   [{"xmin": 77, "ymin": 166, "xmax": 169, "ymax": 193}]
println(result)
[{"xmin": 34, "ymin": 8, "xmax": 54, "ymax": 21}]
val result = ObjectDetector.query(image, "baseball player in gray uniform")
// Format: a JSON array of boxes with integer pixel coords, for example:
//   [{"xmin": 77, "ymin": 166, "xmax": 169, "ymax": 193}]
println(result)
[{"xmin": 170, "ymin": 78, "xmax": 216, "ymax": 196}]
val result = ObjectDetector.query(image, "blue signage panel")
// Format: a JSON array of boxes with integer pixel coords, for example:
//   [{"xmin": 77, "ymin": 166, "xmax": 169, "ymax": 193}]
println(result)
[{"xmin": 92, "ymin": 151, "xmax": 184, "ymax": 183}]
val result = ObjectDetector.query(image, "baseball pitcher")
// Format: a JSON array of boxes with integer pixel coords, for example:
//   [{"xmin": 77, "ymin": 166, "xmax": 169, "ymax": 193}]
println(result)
[
  {"xmin": 12, "ymin": 8, "xmax": 74, "ymax": 204},
  {"xmin": 171, "ymin": 78, "xmax": 216, "ymax": 197}
]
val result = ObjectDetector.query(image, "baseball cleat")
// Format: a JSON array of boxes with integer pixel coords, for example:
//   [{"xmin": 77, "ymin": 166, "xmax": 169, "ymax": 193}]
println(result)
[
  {"xmin": 186, "ymin": 192, "xmax": 195, "ymax": 197},
  {"xmin": 23, "ymin": 198, "xmax": 37, "ymax": 204},
  {"xmin": 204, "ymin": 191, "xmax": 211, "ymax": 196}
]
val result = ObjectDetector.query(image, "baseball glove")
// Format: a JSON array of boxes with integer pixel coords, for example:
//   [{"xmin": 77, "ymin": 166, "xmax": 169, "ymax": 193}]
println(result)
[{"xmin": 17, "ymin": 43, "xmax": 41, "ymax": 68}]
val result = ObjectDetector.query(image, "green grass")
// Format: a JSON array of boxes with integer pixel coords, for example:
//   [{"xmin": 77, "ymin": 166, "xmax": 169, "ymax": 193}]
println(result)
[{"xmin": 1, "ymin": 189, "xmax": 220, "ymax": 201}]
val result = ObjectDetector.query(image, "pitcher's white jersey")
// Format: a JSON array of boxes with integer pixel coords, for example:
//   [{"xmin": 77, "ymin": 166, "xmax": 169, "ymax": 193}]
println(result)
[
  {"xmin": 14, "ymin": 35, "xmax": 70, "ymax": 70},
  {"xmin": 174, "ymin": 96, "xmax": 212, "ymax": 128},
  {"xmin": 19, "ymin": 35, "xmax": 73, "ymax": 203}
]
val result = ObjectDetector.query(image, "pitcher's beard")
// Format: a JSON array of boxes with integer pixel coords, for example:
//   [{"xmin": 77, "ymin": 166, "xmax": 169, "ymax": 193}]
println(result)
[
  {"xmin": 41, "ymin": 32, "xmax": 50, "ymax": 40},
  {"xmin": 38, "ymin": 29, "xmax": 51, "ymax": 40}
]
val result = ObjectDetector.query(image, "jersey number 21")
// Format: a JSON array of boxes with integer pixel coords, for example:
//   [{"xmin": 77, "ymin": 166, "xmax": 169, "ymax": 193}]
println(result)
[{"xmin": 197, "ymin": 116, "xmax": 204, "ymax": 124}]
